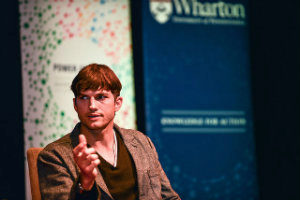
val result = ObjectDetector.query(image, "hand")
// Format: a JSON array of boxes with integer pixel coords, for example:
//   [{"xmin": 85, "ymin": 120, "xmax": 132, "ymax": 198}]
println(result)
[{"xmin": 73, "ymin": 134, "xmax": 100, "ymax": 190}]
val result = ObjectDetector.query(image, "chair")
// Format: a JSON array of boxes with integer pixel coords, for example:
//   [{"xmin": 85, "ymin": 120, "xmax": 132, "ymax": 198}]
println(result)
[{"xmin": 27, "ymin": 147, "xmax": 43, "ymax": 200}]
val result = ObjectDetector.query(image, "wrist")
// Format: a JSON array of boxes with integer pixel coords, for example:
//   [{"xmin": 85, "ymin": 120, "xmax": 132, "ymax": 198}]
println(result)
[
  {"xmin": 79, "ymin": 175, "xmax": 95, "ymax": 191},
  {"xmin": 78, "ymin": 182, "xmax": 91, "ymax": 194}
]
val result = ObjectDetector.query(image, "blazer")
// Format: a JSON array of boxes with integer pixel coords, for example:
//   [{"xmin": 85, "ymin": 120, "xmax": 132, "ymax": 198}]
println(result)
[{"xmin": 38, "ymin": 123, "xmax": 181, "ymax": 200}]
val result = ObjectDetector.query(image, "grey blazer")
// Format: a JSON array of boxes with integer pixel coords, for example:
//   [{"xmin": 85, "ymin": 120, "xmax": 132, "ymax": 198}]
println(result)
[{"xmin": 38, "ymin": 123, "xmax": 181, "ymax": 200}]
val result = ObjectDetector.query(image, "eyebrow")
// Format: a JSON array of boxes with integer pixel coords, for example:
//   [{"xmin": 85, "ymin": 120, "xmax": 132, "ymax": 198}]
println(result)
[
  {"xmin": 94, "ymin": 91, "xmax": 110, "ymax": 96},
  {"xmin": 78, "ymin": 90, "xmax": 110, "ymax": 96}
]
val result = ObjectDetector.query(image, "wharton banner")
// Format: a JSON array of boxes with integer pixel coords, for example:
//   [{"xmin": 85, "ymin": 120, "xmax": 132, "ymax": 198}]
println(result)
[{"xmin": 142, "ymin": 0, "xmax": 258, "ymax": 199}]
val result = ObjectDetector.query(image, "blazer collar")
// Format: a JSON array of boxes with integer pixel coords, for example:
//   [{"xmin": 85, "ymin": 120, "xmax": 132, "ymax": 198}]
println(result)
[
  {"xmin": 113, "ymin": 124, "xmax": 146, "ymax": 197},
  {"xmin": 113, "ymin": 124, "xmax": 138, "ymax": 147}
]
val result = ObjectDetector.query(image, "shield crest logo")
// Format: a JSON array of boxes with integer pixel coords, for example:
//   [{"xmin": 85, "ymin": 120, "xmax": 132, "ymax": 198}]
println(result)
[{"xmin": 150, "ymin": 0, "xmax": 173, "ymax": 24}]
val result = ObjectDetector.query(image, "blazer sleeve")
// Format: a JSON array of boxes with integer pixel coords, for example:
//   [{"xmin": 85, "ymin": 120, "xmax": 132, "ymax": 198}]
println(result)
[
  {"xmin": 146, "ymin": 137, "xmax": 182, "ymax": 200},
  {"xmin": 37, "ymin": 145, "xmax": 101, "ymax": 200}
]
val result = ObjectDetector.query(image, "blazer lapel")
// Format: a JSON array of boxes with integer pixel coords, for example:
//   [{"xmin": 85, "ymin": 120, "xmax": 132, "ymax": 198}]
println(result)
[
  {"xmin": 115, "ymin": 125, "xmax": 147, "ymax": 197},
  {"xmin": 95, "ymin": 168, "xmax": 114, "ymax": 200}
]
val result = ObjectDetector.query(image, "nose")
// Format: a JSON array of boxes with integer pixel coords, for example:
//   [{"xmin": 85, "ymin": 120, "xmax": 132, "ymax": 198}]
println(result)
[{"xmin": 88, "ymin": 97, "xmax": 97, "ymax": 110}]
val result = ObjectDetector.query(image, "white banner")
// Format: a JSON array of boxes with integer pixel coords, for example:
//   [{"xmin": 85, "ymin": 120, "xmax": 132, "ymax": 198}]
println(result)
[{"xmin": 19, "ymin": 0, "xmax": 136, "ymax": 199}]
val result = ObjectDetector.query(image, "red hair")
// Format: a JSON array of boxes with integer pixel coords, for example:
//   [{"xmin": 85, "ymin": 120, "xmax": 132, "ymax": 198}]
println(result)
[{"xmin": 71, "ymin": 63, "xmax": 122, "ymax": 98}]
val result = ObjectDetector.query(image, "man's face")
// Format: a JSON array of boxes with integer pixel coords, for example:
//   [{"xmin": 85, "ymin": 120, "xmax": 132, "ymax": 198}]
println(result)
[{"xmin": 73, "ymin": 89, "xmax": 122, "ymax": 131}]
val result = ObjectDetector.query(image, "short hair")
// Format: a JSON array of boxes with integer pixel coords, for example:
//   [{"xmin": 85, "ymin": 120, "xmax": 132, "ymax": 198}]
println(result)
[{"xmin": 71, "ymin": 63, "xmax": 122, "ymax": 98}]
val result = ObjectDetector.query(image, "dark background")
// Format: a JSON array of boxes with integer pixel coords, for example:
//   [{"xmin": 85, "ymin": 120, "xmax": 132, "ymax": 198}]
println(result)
[
  {"xmin": 249, "ymin": 1, "xmax": 300, "ymax": 199},
  {"xmin": 0, "ymin": 0, "xmax": 299, "ymax": 199}
]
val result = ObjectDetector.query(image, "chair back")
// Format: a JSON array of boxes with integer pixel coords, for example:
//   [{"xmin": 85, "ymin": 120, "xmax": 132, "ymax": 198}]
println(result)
[{"xmin": 27, "ymin": 147, "xmax": 43, "ymax": 200}]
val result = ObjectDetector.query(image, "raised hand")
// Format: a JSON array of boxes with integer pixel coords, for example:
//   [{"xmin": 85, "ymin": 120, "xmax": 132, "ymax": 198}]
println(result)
[{"xmin": 73, "ymin": 134, "xmax": 100, "ymax": 190}]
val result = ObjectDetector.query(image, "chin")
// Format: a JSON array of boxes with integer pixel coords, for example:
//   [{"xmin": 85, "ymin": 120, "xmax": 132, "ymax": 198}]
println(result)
[
  {"xmin": 88, "ymin": 124, "xmax": 105, "ymax": 130},
  {"xmin": 85, "ymin": 121, "xmax": 109, "ymax": 131}
]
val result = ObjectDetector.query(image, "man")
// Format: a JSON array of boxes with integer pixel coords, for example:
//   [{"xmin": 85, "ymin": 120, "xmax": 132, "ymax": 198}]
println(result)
[{"xmin": 38, "ymin": 63, "xmax": 181, "ymax": 200}]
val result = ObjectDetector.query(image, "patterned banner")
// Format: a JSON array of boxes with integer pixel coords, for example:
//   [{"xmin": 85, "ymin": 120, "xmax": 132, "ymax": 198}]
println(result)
[{"xmin": 19, "ymin": 0, "xmax": 136, "ymax": 199}]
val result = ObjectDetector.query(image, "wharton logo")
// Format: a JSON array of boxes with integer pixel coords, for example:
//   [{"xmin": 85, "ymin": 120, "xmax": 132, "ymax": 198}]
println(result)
[
  {"xmin": 150, "ymin": 0, "xmax": 246, "ymax": 25},
  {"xmin": 150, "ymin": 0, "xmax": 173, "ymax": 24}
]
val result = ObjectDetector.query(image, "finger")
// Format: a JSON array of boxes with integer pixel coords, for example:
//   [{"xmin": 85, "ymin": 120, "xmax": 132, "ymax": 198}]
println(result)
[
  {"xmin": 73, "ymin": 135, "xmax": 87, "ymax": 156},
  {"xmin": 79, "ymin": 134, "xmax": 87, "ymax": 145},
  {"xmin": 92, "ymin": 159, "xmax": 100, "ymax": 167},
  {"xmin": 80, "ymin": 147, "xmax": 97, "ymax": 158},
  {"xmin": 83, "ymin": 159, "xmax": 100, "ymax": 175},
  {"xmin": 87, "ymin": 154, "xmax": 99, "ymax": 161},
  {"xmin": 73, "ymin": 142, "xmax": 86, "ymax": 157},
  {"xmin": 85, "ymin": 147, "xmax": 97, "ymax": 155}
]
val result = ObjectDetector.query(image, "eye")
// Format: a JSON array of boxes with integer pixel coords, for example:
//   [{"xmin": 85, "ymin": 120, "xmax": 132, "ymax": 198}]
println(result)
[
  {"xmin": 96, "ymin": 95, "xmax": 106, "ymax": 100},
  {"xmin": 79, "ymin": 96, "xmax": 89, "ymax": 100}
]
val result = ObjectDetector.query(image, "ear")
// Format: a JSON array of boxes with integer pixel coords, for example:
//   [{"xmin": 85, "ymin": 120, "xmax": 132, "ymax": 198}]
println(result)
[
  {"xmin": 114, "ymin": 96, "xmax": 123, "ymax": 112},
  {"xmin": 73, "ymin": 98, "xmax": 78, "ymax": 112}
]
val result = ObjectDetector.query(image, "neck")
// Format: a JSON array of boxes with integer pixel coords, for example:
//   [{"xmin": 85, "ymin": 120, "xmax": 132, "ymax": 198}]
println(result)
[{"xmin": 80, "ymin": 123, "xmax": 115, "ymax": 149}]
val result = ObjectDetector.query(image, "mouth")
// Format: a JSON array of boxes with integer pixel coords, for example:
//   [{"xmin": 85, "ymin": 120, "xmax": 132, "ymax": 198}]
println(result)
[{"xmin": 88, "ymin": 114, "xmax": 102, "ymax": 118}]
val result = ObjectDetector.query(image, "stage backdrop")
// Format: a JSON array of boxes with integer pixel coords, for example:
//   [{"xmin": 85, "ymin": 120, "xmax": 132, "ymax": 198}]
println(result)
[
  {"xmin": 19, "ymin": 0, "xmax": 136, "ymax": 199},
  {"xmin": 142, "ymin": 0, "xmax": 258, "ymax": 199}
]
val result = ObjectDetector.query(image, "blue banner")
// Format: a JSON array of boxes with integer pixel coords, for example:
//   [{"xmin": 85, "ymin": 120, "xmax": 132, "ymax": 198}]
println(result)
[{"xmin": 142, "ymin": 0, "xmax": 258, "ymax": 199}]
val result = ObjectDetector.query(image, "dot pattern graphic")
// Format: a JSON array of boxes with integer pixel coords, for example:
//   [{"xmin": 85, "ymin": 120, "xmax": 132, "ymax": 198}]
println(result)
[{"xmin": 20, "ymin": 0, "xmax": 136, "ymax": 149}]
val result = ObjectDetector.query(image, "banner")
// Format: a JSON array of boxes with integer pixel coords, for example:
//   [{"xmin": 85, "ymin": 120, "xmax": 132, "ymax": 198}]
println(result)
[
  {"xmin": 142, "ymin": 0, "xmax": 258, "ymax": 199},
  {"xmin": 19, "ymin": 0, "xmax": 136, "ymax": 199}
]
